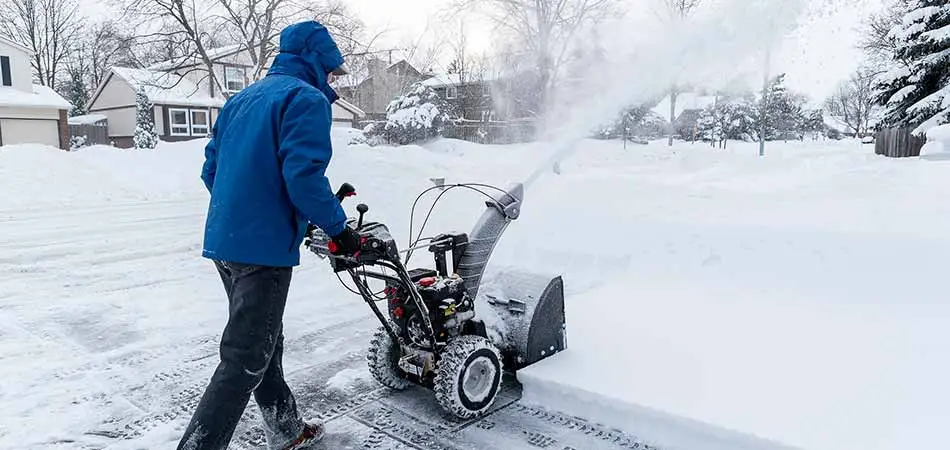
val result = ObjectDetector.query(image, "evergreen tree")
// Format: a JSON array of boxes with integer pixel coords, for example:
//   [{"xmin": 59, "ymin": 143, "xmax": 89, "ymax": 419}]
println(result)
[
  {"xmin": 64, "ymin": 69, "xmax": 89, "ymax": 117},
  {"xmin": 375, "ymin": 83, "xmax": 455, "ymax": 145},
  {"xmin": 133, "ymin": 88, "xmax": 158, "ymax": 150},
  {"xmin": 802, "ymin": 109, "xmax": 828, "ymax": 138},
  {"xmin": 876, "ymin": 0, "xmax": 950, "ymax": 133},
  {"xmin": 759, "ymin": 74, "xmax": 807, "ymax": 140}
]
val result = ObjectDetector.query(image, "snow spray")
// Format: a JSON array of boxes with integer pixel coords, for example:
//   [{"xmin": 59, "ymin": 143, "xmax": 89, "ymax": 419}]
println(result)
[{"xmin": 521, "ymin": 0, "xmax": 848, "ymax": 190}]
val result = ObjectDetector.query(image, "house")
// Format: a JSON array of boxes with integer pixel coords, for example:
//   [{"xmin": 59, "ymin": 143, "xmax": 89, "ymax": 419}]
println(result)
[
  {"xmin": 421, "ymin": 73, "xmax": 498, "ymax": 121},
  {"xmin": 86, "ymin": 45, "xmax": 365, "ymax": 148},
  {"xmin": 651, "ymin": 92, "xmax": 719, "ymax": 123},
  {"xmin": 0, "ymin": 36, "xmax": 72, "ymax": 149},
  {"xmin": 334, "ymin": 58, "xmax": 426, "ymax": 117}
]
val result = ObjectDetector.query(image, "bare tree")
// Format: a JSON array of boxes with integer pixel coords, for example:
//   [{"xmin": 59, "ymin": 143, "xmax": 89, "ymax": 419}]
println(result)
[
  {"xmin": 825, "ymin": 67, "xmax": 880, "ymax": 137},
  {"xmin": 78, "ymin": 21, "xmax": 138, "ymax": 89},
  {"xmin": 458, "ymin": 0, "xmax": 615, "ymax": 117},
  {"xmin": 860, "ymin": 0, "xmax": 911, "ymax": 65},
  {"xmin": 0, "ymin": 0, "xmax": 82, "ymax": 90},
  {"xmin": 121, "ymin": 0, "xmax": 231, "ymax": 97},
  {"xmin": 216, "ymin": 0, "xmax": 368, "ymax": 81},
  {"xmin": 655, "ymin": 0, "xmax": 702, "ymax": 146}
]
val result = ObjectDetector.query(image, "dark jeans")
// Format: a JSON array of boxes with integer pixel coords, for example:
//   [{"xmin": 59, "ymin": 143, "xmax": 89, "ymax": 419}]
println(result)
[{"xmin": 178, "ymin": 260, "xmax": 304, "ymax": 450}]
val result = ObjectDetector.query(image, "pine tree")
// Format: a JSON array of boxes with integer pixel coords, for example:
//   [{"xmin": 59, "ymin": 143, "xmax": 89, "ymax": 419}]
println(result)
[
  {"xmin": 64, "ymin": 70, "xmax": 89, "ymax": 117},
  {"xmin": 758, "ymin": 74, "xmax": 807, "ymax": 140},
  {"xmin": 376, "ymin": 82, "xmax": 456, "ymax": 145},
  {"xmin": 133, "ymin": 88, "xmax": 158, "ymax": 149},
  {"xmin": 876, "ymin": 0, "xmax": 950, "ymax": 133}
]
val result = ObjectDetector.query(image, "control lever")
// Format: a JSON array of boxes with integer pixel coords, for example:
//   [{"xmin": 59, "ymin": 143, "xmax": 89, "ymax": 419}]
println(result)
[
  {"xmin": 356, "ymin": 204, "xmax": 368, "ymax": 229},
  {"xmin": 335, "ymin": 183, "xmax": 356, "ymax": 202}
]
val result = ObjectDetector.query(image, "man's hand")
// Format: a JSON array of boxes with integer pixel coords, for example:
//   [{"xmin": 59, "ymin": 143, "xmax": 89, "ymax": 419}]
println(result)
[{"xmin": 329, "ymin": 226, "xmax": 361, "ymax": 256}]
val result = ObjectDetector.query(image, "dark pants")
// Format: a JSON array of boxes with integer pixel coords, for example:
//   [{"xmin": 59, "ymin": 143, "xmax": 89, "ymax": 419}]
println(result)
[{"xmin": 178, "ymin": 260, "xmax": 304, "ymax": 450}]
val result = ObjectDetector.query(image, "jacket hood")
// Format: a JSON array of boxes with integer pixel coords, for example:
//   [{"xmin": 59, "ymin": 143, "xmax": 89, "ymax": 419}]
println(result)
[{"xmin": 267, "ymin": 21, "xmax": 343, "ymax": 103}]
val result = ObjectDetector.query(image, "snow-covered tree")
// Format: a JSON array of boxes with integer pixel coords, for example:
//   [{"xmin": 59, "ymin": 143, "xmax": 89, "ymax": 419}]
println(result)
[
  {"xmin": 876, "ymin": 0, "xmax": 950, "ymax": 134},
  {"xmin": 758, "ymin": 74, "xmax": 807, "ymax": 141},
  {"xmin": 802, "ymin": 109, "xmax": 828, "ymax": 139},
  {"xmin": 697, "ymin": 98, "xmax": 757, "ymax": 147},
  {"xmin": 133, "ymin": 88, "xmax": 158, "ymax": 150},
  {"xmin": 63, "ymin": 69, "xmax": 89, "ymax": 117},
  {"xmin": 378, "ymin": 82, "xmax": 455, "ymax": 145}
]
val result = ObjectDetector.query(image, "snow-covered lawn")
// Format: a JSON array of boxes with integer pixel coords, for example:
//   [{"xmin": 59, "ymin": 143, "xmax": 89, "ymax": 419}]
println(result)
[{"xmin": 1, "ymin": 135, "xmax": 947, "ymax": 450}]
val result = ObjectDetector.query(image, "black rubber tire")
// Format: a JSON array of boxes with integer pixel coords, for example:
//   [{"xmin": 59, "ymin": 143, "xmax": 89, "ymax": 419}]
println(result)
[
  {"xmin": 367, "ymin": 327, "xmax": 412, "ymax": 390},
  {"xmin": 434, "ymin": 335, "xmax": 503, "ymax": 419}
]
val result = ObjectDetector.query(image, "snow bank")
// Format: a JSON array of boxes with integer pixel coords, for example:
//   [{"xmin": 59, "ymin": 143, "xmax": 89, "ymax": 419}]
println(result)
[
  {"xmin": 0, "ymin": 141, "xmax": 206, "ymax": 210},
  {"xmin": 920, "ymin": 123, "xmax": 950, "ymax": 160},
  {"xmin": 513, "ymin": 139, "xmax": 950, "ymax": 450}
]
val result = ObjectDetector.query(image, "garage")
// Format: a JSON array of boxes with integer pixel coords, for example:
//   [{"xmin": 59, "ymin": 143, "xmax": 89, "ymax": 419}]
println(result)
[{"xmin": 0, "ymin": 119, "xmax": 60, "ymax": 147}]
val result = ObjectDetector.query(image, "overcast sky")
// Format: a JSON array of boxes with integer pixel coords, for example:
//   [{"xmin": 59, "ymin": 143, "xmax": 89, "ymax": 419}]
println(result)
[{"xmin": 80, "ymin": 0, "xmax": 886, "ymax": 100}]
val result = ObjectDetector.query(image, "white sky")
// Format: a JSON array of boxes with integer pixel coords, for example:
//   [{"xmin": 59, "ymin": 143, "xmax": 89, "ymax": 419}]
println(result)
[{"xmin": 79, "ymin": 0, "xmax": 886, "ymax": 100}]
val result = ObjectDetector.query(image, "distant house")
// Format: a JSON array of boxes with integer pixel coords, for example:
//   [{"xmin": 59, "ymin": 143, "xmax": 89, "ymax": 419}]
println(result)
[
  {"xmin": 652, "ymin": 92, "xmax": 719, "ymax": 123},
  {"xmin": 87, "ymin": 45, "xmax": 365, "ymax": 148},
  {"xmin": 334, "ymin": 58, "xmax": 426, "ymax": 117},
  {"xmin": 0, "ymin": 36, "xmax": 72, "ymax": 149},
  {"xmin": 421, "ymin": 73, "xmax": 498, "ymax": 121}
]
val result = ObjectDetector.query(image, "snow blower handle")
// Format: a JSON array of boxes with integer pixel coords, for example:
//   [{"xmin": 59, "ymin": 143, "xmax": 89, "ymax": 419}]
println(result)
[{"xmin": 335, "ymin": 182, "xmax": 357, "ymax": 202}]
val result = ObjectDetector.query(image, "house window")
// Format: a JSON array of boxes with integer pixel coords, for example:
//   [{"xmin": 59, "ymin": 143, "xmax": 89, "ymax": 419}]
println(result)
[
  {"xmin": 224, "ymin": 66, "xmax": 246, "ymax": 93},
  {"xmin": 191, "ymin": 110, "xmax": 209, "ymax": 136},
  {"xmin": 482, "ymin": 85, "xmax": 490, "ymax": 97},
  {"xmin": 446, "ymin": 86, "xmax": 458, "ymax": 100},
  {"xmin": 169, "ymin": 108, "xmax": 191, "ymax": 136},
  {"xmin": 0, "ymin": 56, "xmax": 11, "ymax": 87}
]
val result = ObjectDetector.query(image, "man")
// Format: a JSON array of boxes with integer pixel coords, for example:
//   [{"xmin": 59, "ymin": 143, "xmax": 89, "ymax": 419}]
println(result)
[{"xmin": 179, "ymin": 21, "xmax": 362, "ymax": 450}]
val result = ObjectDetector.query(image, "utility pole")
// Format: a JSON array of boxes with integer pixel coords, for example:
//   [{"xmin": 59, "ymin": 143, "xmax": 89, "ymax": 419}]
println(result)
[{"xmin": 759, "ymin": 48, "xmax": 771, "ymax": 157}]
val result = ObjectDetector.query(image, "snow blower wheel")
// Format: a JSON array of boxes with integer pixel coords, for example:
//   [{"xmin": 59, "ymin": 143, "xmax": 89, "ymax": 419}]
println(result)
[
  {"xmin": 434, "ymin": 335, "xmax": 503, "ymax": 419},
  {"xmin": 367, "ymin": 327, "xmax": 412, "ymax": 390},
  {"xmin": 306, "ymin": 182, "xmax": 566, "ymax": 420}
]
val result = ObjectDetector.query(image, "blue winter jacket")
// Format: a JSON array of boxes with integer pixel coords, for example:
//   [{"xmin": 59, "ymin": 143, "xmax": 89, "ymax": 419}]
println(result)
[{"xmin": 201, "ymin": 21, "xmax": 348, "ymax": 267}]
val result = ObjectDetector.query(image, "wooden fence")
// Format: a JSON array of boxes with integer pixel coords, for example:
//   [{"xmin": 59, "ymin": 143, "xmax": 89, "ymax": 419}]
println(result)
[
  {"xmin": 68, "ymin": 123, "xmax": 110, "ymax": 147},
  {"xmin": 443, "ymin": 119, "xmax": 537, "ymax": 145},
  {"xmin": 875, "ymin": 127, "xmax": 927, "ymax": 158}
]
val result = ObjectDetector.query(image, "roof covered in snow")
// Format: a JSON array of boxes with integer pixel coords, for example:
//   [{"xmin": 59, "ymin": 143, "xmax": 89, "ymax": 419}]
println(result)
[
  {"xmin": 68, "ymin": 114, "xmax": 107, "ymax": 125},
  {"xmin": 0, "ymin": 36, "xmax": 32, "ymax": 54},
  {"xmin": 651, "ymin": 93, "xmax": 719, "ymax": 120},
  {"xmin": 335, "ymin": 98, "xmax": 365, "ymax": 118},
  {"xmin": 0, "ymin": 84, "xmax": 71, "ymax": 110},
  {"xmin": 420, "ymin": 73, "xmax": 498, "ymax": 88},
  {"xmin": 110, "ymin": 67, "xmax": 224, "ymax": 108},
  {"xmin": 147, "ymin": 45, "xmax": 244, "ymax": 71}
]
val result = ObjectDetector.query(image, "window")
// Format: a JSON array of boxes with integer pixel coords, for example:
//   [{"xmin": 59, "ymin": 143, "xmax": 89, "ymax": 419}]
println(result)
[
  {"xmin": 191, "ymin": 110, "xmax": 209, "ymax": 136},
  {"xmin": 446, "ymin": 86, "xmax": 458, "ymax": 100},
  {"xmin": 0, "ymin": 56, "xmax": 11, "ymax": 87},
  {"xmin": 169, "ymin": 108, "xmax": 190, "ymax": 136},
  {"xmin": 224, "ymin": 66, "xmax": 246, "ymax": 93},
  {"xmin": 482, "ymin": 85, "xmax": 490, "ymax": 97}
]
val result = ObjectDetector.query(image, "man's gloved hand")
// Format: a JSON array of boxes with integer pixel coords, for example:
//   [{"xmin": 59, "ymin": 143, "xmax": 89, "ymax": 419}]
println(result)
[{"xmin": 329, "ymin": 226, "xmax": 362, "ymax": 256}]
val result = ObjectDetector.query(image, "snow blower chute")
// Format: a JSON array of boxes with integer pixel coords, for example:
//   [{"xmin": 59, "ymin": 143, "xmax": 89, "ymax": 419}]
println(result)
[{"xmin": 306, "ymin": 182, "xmax": 566, "ymax": 419}]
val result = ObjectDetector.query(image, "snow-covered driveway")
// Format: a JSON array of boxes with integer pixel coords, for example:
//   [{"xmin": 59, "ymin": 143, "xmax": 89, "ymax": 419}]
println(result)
[{"xmin": 2, "ymin": 136, "xmax": 948, "ymax": 450}]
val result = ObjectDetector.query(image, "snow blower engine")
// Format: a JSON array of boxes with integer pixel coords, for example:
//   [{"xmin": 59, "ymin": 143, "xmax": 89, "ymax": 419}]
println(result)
[{"xmin": 305, "ymin": 182, "xmax": 566, "ymax": 419}]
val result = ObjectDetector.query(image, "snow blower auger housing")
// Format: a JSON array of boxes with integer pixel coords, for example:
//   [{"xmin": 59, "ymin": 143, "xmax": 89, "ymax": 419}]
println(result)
[{"xmin": 305, "ymin": 182, "xmax": 566, "ymax": 419}]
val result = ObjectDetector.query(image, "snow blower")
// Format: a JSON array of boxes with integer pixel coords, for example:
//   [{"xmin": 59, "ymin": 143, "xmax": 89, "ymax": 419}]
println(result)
[{"xmin": 305, "ymin": 182, "xmax": 566, "ymax": 419}]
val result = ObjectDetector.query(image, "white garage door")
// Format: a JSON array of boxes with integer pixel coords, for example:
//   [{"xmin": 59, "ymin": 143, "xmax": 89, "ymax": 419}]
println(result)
[{"xmin": 0, "ymin": 119, "xmax": 59, "ymax": 147}]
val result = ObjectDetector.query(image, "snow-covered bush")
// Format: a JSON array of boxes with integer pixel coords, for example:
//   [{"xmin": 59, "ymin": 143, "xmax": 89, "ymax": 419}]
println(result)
[
  {"xmin": 133, "ymin": 88, "xmax": 158, "ymax": 150},
  {"xmin": 69, "ymin": 135, "xmax": 88, "ymax": 151},
  {"xmin": 696, "ymin": 100, "xmax": 758, "ymax": 146},
  {"xmin": 593, "ymin": 106, "xmax": 667, "ymax": 141},
  {"xmin": 377, "ymin": 83, "xmax": 455, "ymax": 145}
]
